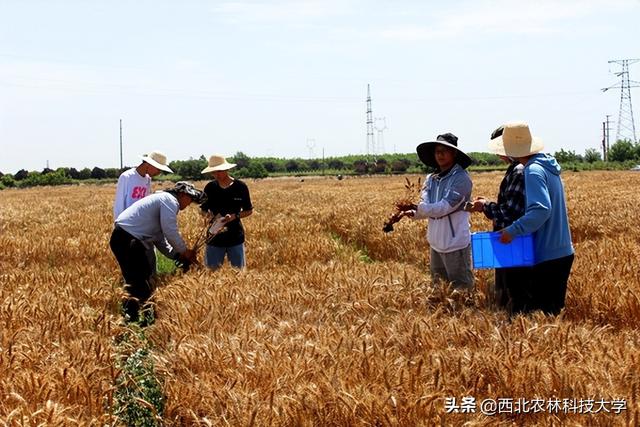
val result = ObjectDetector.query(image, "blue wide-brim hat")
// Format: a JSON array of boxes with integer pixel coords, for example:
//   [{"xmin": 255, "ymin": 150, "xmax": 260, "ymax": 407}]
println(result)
[{"xmin": 416, "ymin": 132, "xmax": 472, "ymax": 169}]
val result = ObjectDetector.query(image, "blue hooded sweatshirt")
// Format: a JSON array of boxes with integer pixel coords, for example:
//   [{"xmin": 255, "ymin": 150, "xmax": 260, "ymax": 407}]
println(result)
[{"xmin": 504, "ymin": 153, "xmax": 574, "ymax": 264}]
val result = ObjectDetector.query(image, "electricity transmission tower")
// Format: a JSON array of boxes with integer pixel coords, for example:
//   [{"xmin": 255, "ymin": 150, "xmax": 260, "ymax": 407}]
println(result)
[
  {"xmin": 374, "ymin": 117, "xmax": 387, "ymax": 154},
  {"xmin": 306, "ymin": 138, "xmax": 316, "ymax": 159},
  {"xmin": 602, "ymin": 59, "xmax": 640, "ymax": 143},
  {"xmin": 366, "ymin": 84, "xmax": 375, "ymax": 157}
]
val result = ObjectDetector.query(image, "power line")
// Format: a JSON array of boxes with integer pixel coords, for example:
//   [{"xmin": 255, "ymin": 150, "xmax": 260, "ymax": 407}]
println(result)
[{"xmin": 0, "ymin": 76, "xmax": 598, "ymax": 103}]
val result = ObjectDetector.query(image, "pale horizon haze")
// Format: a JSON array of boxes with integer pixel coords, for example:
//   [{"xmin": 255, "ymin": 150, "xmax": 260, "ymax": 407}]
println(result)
[{"xmin": 1, "ymin": 0, "xmax": 639, "ymax": 173}]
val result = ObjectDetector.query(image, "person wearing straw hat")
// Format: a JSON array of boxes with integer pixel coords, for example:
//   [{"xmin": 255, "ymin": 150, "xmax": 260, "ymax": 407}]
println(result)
[
  {"xmin": 489, "ymin": 122, "xmax": 574, "ymax": 315},
  {"xmin": 469, "ymin": 125, "xmax": 529, "ymax": 311},
  {"xmin": 113, "ymin": 150, "xmax": 173, "ymax": 219},
  {"xmin": 200, "ymin": 154, "xmax": 253, "ymax": 270},
  {"xmin": 401, "ymin": 133, "xmax": 474, "ymax": 291},
  {"xmin": 110, "ymin": 181, "xmax": 204, "ymax": 324},
  {"xmin": 113, "ymin": 150, "xmax": 174, "ymax": 277}
]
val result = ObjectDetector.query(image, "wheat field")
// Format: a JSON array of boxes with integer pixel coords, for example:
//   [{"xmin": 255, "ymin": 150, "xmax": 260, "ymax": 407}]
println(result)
[{"xmin": 1, "ymin": 171, "xmax": 639, "ymax": 426}]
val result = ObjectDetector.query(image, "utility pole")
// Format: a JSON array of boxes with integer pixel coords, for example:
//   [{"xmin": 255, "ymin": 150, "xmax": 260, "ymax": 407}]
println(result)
[
  {"xmin": 605, "ymin": 114, "xmax": 612, "ymax": 156},
  {"xmin": 119, "ymin": 119, "xmax": 123, "ymax": 170},
  {"xmin": 366, "ymin": 84, "xmax": 375, "ymax": 158},
  {"xmin": 602, "ymin": 59, "xmax": 640, "ymax": 143},
  {"xmin": 602, "ymin": 121, "xmax": 607, "ymax": 161}
]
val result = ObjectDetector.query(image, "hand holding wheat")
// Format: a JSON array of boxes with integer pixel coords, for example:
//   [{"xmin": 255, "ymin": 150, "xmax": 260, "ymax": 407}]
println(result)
[{"xmin": 382, "ymin": 177, "xmax": 422, "ymax": 233}]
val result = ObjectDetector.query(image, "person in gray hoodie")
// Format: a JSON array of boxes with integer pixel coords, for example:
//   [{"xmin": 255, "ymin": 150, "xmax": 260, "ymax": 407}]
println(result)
[
  {"xmin": 403, "ymin": 133, "xmax": 474, "ymax": 291},
  {"xmin": 489, "ymin": 122, "xmax": 574, "ymax": 315}
]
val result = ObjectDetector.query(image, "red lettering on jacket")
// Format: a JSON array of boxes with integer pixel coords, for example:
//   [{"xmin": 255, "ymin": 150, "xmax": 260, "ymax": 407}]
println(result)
[{"xmin": 131, "ymin": 186, "xmax": 147, "ymax": 199}]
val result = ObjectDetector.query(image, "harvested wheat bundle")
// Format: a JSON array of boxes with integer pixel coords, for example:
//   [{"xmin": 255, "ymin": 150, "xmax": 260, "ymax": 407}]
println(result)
[{"xmin": 383, "ymin": 177, "xmax": 422, "ymax": 233}]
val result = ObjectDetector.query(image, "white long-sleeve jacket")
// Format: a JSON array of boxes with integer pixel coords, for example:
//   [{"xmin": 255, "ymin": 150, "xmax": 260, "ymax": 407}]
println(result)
[
  {"xmin": 413, "ymin": 164, "xmax": 472, "ymax": 253},
  {"xmin": 113, "ymin": 168, "xmax": 152, "ymax": 219}
]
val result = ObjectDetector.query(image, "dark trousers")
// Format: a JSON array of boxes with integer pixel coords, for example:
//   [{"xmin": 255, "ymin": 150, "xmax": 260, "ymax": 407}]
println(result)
[
  {"xmin": 532, "ymin": 254, "xmax": 574, "ymax": 315},
  {"xmin": 495, "ymin": 266, "xmax": 534, "ymax": 311},
  {"xmin": 507, "ymin": 254, "xmax": 574, "ymax": 316},
  {"xmin": 109, "ymin": 226, "xmax": 153, "ymax": 321}
]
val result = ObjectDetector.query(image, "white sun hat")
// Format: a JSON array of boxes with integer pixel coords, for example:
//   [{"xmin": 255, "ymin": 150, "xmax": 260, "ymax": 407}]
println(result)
[
  {"xmin": 201, "ymin": 154, "xmax": 237, "ymax": 173},
  {"xmin": 141, "ymin": 151, "xmax": 173, "ymax": 173},
  {"xmin": 488, "ymin": 122, "xmax": 544, "ymax": 158}
]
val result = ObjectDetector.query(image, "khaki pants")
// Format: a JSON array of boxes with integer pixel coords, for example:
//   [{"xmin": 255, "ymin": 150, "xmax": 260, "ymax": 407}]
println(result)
[{"xmin": 430, "ymin": 245, "xmax": 474, "ymax": 291}]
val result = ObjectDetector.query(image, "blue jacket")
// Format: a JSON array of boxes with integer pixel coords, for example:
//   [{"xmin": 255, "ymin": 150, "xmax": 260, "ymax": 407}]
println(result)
[{"xmin": 504, "ymin": 153, "xmax": 574, "ymax": 264}]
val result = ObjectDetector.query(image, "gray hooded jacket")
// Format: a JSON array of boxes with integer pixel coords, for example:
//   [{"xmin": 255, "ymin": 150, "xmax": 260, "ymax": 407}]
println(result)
[{"xmin": 413, "ymin": 164, "xmax": 472, "ymax": 253}]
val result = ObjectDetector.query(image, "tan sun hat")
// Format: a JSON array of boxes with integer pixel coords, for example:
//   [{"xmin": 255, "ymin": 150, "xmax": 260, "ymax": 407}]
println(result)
[
  {"xmin": 141, "ymin": 151, "xmax": 173, "ymax": 173},
  {"xmin": 488, "ymin": 122, "xmax": 544, "ymax": 157},
  {"xmin": 201, "ymin": 154, "xmax": 236, "ymax": 173}
]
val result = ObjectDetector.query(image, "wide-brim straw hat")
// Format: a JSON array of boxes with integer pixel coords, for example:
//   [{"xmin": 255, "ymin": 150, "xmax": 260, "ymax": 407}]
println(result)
[
  {"xmin": 416, "ymin": 132, "xmax": 472, "ymax": 169},
  {"xmin": 141, "ymin": 151, "xmax": 173, "ymax": 173},
  {"xmin": 488, "ymin": 122, "xmax": 544, "ymax": 157},
  {"xmin": 201, "ymin": 154, "xmax": 236, "ymax": 173}
]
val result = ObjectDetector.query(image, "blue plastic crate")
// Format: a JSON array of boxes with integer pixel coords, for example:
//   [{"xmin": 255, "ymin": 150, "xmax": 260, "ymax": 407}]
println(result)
[{"xmin": 471, "ymin": 231, "xmax": 535, "ymax": 269}]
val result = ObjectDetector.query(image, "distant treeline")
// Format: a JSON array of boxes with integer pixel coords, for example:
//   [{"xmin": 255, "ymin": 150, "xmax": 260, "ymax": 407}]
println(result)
[
  {"xmin": 166, "ymin": 151, "xmax": 505, "ymax": 180},
  {"xmin": 2, "ymin": 140, "xmax": 640, "ymax": 190}
]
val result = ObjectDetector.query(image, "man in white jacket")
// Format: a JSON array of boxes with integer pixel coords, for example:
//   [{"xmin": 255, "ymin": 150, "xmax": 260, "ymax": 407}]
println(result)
[
  {"xmin": 113, "ymin": 151, "xmax": 173, "ymax": 218},
  {"xmin": 113, "ymin": 151, "xmax": 173, "ymax": 275},
  {"xmin": 403, "ymin": 133, "xmax": 474, "ymax": 291}
]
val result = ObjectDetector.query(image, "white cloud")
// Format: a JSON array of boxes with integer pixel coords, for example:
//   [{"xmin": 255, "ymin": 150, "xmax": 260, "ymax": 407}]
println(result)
[
  {"xmin": 379, "ymin": 0, "xmax": 639, "ymax": 41},
  {"xmin": 211, "ymin": 0, "xmax": 353, "ymax": 25}
]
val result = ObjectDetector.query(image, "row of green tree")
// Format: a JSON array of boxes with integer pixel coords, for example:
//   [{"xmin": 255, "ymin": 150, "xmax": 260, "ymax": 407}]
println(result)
[
  {"xmin": 170, "ymin": 151, "xmax": 531, "ymax": 180},
  {"xmin": 2, "ymin": 139, "xmax": 639, "ymax": 190},
  {"xmin": 163, "ymin": 140, "xmax": 640, "ymax": 179},
  {"xmin": 0, "ymin": 166, "xmax": 122, "ymax": 189},
  {"xmin": 555, "ymin": 139, "xmax": 640, "ymax": 163}
]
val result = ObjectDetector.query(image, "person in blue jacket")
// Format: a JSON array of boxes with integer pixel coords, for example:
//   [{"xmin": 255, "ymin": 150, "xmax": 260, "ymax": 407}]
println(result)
[{"xmin": 489, "ymin": 122, "xmax": 574, "ymax": 315}]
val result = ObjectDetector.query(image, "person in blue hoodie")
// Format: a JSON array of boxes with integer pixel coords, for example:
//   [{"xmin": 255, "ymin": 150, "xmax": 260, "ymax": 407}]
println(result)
[{"xmin": 488, "ymin": 122, "xmax": 574, "ymax": 315}]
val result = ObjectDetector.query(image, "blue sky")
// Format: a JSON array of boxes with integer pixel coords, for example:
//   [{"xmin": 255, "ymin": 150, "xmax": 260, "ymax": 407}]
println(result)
[{"xmin": 1, "ymin": 0, "xmax": 639, "ymax": 173}]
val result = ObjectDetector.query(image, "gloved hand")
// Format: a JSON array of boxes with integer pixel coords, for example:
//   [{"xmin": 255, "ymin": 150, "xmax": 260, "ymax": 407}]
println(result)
[
  {"xmin": 175, "ymin": 249, "xmax": 197, "ymax": 272},
  {"xmin": 180, "ymin": 249, "xmax": 197, "ymax": 263}
]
